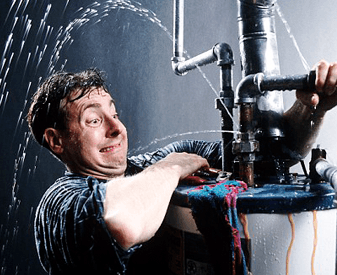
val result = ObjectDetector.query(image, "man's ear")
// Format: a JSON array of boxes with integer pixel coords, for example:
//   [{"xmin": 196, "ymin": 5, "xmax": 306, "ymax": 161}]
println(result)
[{"xmin": 44, "ymin": 128, "xmax": 64, "ymax": 155}]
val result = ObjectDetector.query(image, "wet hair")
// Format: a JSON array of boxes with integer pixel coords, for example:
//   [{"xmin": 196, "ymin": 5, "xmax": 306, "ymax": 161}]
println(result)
[{"xmin": 27, "ymin": 68, "xmax": 110, "ymax": 150}]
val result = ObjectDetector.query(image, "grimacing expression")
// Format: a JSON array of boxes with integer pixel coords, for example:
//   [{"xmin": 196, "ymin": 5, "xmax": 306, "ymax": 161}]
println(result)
[{"xmin": 56, "ymin": 87, "xmax": 128, "ymax": 179}]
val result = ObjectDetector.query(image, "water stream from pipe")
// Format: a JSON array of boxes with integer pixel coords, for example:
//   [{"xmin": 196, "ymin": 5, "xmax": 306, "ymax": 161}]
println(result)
[{"xmin": 275, "ymin": 3, "xmax": 310, "ymax": 72}]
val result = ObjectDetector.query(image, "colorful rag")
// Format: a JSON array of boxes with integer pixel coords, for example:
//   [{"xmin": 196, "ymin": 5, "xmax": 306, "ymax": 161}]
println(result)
[{"xmin": 187, "ymin": 180, "xmax": 248, "ymax": 275}]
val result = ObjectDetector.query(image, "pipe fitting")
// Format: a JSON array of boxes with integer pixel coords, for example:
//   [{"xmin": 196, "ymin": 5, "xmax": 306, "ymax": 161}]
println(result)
[
  {"xmin": 171, "ymin": 56, "xmax": 187, "ymax": 76},
  {"xmin": 232, "ymin": 133, "xmax": 259, "ymax": 154},
  {"xmin": 171, "ymin": 48, "xmax": 216, "ymax": 76},
  {"xmin": 235, "ymin": 73, "xmax": 264, "ymax": 103},
  {"xmin": 314, "ymin": 159, "xmax": 337, "ymax": 191},
  {"xmin": 213, "ymin": 43, "xmax": 234, "ymax": 66},
  {"xmin": 236, "ymin": 71, "xmax": 316, "ymax": 104},
  {"xmin": 171, "ymin": 43, "xmax": 234, "ymax": 76}
]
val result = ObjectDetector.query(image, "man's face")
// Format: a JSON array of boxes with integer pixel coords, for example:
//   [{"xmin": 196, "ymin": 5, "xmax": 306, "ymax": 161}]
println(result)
[{"xmin": 59, "ymin": 87, "xmax": 128, "ymax": 179}]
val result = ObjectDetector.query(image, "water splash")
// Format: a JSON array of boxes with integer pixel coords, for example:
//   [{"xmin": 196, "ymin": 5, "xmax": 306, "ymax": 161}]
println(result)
[
  {"xmin": 44, "ymin": 0, "xmax": 237, "ymax": 129},
  {"xmin": 194, "ymin": 62, "xmax": 239, "ymax": 130},
  {"xmin": 1, "ymin": 0, "xmax": 178, "ymax": 186},
  {"xmin": 1, "ymin": 0, "xmax": 236, "ymax": 149},
  {"xmin": 46, "ymin": 0, "xmax": 173, "ymax": 75},
  {"xmin": 128, "ymin": 129, "xmax": 239, "ymax": 155},
  {"xmin": 275, "ymin": 3, "xmax": 311, "ymax": 72},
  {"xmin": 0, "ymin": 2, "xmax": 184, "ymax": 273}
]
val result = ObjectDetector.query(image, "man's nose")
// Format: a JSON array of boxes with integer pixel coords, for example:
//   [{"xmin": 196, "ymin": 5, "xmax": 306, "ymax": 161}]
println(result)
[{"xmin": 105, "ymin": 116, "xmax": 122, "ymax": 137}]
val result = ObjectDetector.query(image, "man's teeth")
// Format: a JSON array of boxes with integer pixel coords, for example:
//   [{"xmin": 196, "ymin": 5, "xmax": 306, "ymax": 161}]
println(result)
[
  {"xmin": 101, "ymin": 144, "xmax": 119, "ymax": 152},
  {"xmin": 101, "ymin": 147, "xmax": 113, "ymax": 152}
]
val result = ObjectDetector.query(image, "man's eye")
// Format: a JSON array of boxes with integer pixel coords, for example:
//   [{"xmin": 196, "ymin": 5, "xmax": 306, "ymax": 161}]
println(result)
[
  {"xmin": 88, "ymin": 118, "xmax": 101, "ymax": 125},
  {"xmin": 113, "ymin": 113, "xmax": 119, "ymax": 119}
]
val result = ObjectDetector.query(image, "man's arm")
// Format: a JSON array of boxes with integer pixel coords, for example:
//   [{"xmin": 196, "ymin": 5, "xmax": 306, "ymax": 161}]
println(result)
[
  {"xmin": 103, "ymin": 152, "xmax": 209, "ymax": 250},
  {"xmin": 283, "ymin": 99, "xmax": 325, "ymax": 159},
  {"xmin": 284, "ymin": 60, "xmax": 337, "ymax": 159}
]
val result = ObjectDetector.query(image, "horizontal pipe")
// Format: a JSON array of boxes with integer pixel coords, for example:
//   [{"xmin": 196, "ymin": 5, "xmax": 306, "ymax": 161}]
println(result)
[
  {"xmin": 314, "ymin": 159, "xmax": 337, "ymax": 191},
  {"xmin": 172, "ymin": 48, "xmax": 217, "ymax": 76},
  {"xmin": 260, "ymin": 71, "xmax": 316, "ymax": 92},
  {"xmin": 236, "ymin": 70, "xmax": 316, "ymax": 103},
  {"xmin": 172, "ymin": 43, "xmax": 234, "ymax": 76}
]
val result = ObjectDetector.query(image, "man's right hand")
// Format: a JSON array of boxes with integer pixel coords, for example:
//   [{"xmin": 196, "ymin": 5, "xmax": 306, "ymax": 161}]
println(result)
[{"xmin": 157, "ymin": 152, "xmax": 210, "ymax": 180}]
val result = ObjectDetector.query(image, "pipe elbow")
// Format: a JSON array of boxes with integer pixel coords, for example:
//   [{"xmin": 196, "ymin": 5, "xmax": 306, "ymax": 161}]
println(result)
[
  {"xmin": 213, "ymin": 43, "xmax": 234, "ymax": 66},
  {"xmin": 236, "ymin": 73, "xmax": 264, "ymax": 104},
  {"xmin": 171, "ymin": 56, "xmax": 187, "ymax": 76}
]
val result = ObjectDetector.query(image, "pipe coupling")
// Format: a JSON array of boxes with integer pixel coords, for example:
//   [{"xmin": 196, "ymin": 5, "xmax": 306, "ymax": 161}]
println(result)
[
  {"xmin": 232, "ymin": 132, "xmax": 259, "ymax": 155},
  {"xmin": 171, "ymin": 56, "xmax": 187, "ymax": 76},
  {"xmin": 236, "ymin": 73, "xmax": 264, "ymax": 103}
]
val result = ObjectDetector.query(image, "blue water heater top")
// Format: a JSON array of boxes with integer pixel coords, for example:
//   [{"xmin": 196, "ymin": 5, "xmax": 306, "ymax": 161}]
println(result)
[
  {"xmin": 237, "ymin": 183, "xmax": 336, "ymax": 214},
  {"xmin": 172, "ymin": 182, "xmax": 336, "ymax": 214}
]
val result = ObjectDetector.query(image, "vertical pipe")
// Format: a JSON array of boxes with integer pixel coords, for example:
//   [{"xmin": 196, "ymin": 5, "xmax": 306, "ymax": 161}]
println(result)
[
  {"xmin": 237, "ymin": 0, "xmax": 284, "ymax": 138},
  {"xmin": 238, "ymin": 0, "xmax": 280, "ymax": 76},
  {"xmin": 218, "ymin": 68, "xmax": 234, "ymax": 174},
  {"xmin": 236, "ymin": 0, "xmax": 287, "ymax": 184},
  {"xmin": 173, "ymin": 0, "xmax": 185, "ymax": 62},
  {"xmin": 214, "ymin": 43, "xmax": 235, "ymax": 174},
  {"xmin": 234, "ymin": 103, "xmax": 258, "ymax": 186}
]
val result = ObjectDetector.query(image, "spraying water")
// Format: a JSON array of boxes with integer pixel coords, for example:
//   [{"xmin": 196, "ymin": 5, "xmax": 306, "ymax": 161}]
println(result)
[
  {"xmin": 0, "ymin": 1, "xmax": 227, "ymax": 273},
  {"xmin": 275, "ymin": 3, "xmax": 311, "ymax": 72}
]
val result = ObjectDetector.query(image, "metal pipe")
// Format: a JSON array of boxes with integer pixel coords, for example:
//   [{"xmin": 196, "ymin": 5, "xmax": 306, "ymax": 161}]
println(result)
[
  {"xmin": 172, "ymin": 48, "xmax": 217, "ymax": 76},
  {"xmin": 260, "ymin": 71, "xmax": 316, "ymax": 92},
  {"xmin": 236, "ymin": 0, "xmax": 295, "ymax": 184},
  {"xmin": 236, "ymin": 0, "xmax": 280, "ymax": 185},
  {"xmin": 214, "ymin": 43, "xmax": 235, "ymax": 174},
  {"xmin": 173, "ymin": 0, "xmax": 185, "ymax": 62},
  {"xmin": 314, "ymin": 159, "xmax": 337, "ymax": 191},
  {"xmin": 172, "ymin": 0, "xmax": 237, "ymax": 174},
  {"xmin": 236, "ymin": 71, "xmax": 316, "ymax": 103},
  {"xmin": 172, "ymin": 0, "xmax": 220, "ymax": 76},
  {"xmin": 234, "ymin": 69, "xmax": 316, "ymax": 185},
  {"xmin": 237, "ymin": 0, "xmax": 283, "ymax": 138},
  {"xmin": 238, "ymin": 0, "xmax": 280, "ymax": 76},
  {"xmin": 232, "ymin": 103, "xmax": 259, "ymax": 186},
  {"xmin": 172, "ymin": 43, "xmax": 235, "ymax": 76}
]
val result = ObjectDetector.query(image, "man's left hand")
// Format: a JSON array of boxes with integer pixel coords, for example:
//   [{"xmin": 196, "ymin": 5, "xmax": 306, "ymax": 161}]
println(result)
[{"xmin": 296, "ymin": 60, "xmax": 337, "ymax": 112}]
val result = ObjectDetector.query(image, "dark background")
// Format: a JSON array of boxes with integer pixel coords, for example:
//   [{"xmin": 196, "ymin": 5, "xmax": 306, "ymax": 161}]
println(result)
[{"xmin": 0, "ymin": 0, "xmax": 336, "ymax": 273}]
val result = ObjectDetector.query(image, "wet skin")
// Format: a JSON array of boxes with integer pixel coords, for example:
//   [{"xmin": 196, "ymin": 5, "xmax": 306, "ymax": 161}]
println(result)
[{"xmin": 57, "ymin": 88, "xmax": 128, "ymax": 180}]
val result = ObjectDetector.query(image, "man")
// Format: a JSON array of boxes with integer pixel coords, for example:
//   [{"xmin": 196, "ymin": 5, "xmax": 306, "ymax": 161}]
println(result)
[{"xmin": 27, "ymin": 60, "xmax": 337, "ymax": 274}]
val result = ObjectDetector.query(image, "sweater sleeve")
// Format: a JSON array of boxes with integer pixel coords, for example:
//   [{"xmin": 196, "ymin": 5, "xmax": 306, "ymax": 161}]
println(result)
[
  {"xmin": 128, "ymin": 140, "xmax": 223, "ymax": 170},
  {"xmin": 34, "ymin": 174, "xmax": 138, "ymax": 275}
]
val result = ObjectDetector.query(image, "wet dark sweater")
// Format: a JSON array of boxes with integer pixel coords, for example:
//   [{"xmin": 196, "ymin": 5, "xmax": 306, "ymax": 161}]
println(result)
[{"xmin": 34, "ymin": 140, "xmax": 222, "ymax": 275}]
